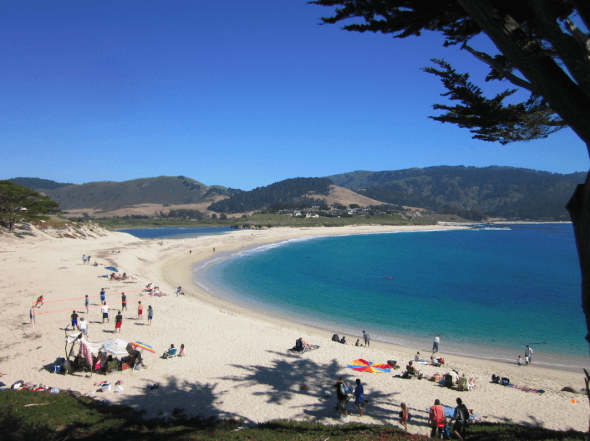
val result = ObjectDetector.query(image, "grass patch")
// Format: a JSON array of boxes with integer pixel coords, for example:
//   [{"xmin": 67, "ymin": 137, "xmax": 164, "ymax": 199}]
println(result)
[{"xmin": 0, "ymin": 390, "xmax": 586, "ymax": 441}]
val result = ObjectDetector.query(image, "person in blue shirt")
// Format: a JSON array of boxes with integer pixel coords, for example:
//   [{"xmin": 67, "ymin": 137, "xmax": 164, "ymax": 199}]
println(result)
[
  {"xmin": 354, "ymin": 378, "xmax": 365, "ymax": 416},
  {"xmin": 100, "ymin": 288, "xmax": 106, "ymax": 305}
]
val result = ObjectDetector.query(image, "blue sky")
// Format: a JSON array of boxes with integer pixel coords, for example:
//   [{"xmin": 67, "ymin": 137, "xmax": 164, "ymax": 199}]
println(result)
[{"xmin": 2, "ymin": 1, "xmax": 588, "ymax": 190}]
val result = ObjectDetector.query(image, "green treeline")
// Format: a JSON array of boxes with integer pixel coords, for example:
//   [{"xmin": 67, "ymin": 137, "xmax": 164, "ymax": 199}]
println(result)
[{"xmin": 208, "ymin": 177, "xmax": 332, "ymax": 213}]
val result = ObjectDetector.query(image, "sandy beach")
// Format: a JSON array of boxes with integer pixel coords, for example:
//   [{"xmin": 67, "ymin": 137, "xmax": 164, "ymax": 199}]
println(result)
[{"xmin": 1, "ymin": 223, "xmax": 588, "ymax": 435}]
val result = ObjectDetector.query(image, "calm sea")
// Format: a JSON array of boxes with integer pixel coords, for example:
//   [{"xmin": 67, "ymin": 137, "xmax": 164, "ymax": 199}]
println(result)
[{"xmin": 194, "ymin": 224, "xmax": 589, "ymax": 368}]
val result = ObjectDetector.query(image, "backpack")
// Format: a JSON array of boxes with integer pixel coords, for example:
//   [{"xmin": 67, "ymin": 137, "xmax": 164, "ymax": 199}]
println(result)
[{"xmin": 340, "ymin": 381, "xmax": 353, "ymax": 396}]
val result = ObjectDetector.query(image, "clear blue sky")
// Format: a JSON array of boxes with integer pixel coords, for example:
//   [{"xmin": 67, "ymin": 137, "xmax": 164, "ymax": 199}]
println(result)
[{"xmin": 2, "ymin": 1, "xmax": 588, "ymax": 190}]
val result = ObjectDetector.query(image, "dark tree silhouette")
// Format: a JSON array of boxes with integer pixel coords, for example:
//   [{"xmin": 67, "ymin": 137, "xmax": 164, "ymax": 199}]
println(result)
[{"xmin": 0, "ymin": 181, "xmax": 60, "ymax": 230}]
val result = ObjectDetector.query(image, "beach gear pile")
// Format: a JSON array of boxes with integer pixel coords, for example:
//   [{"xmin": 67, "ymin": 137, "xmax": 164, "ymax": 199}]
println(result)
[{"xmin": 0, "ymin": 380, "xmax": 81, "ymax": 396}]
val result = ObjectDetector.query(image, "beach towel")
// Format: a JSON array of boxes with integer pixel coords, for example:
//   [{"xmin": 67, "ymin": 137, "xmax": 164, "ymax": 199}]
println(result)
[{"xmin": 440, "ymin": 404, "xmax": 480, "ymax": 422}]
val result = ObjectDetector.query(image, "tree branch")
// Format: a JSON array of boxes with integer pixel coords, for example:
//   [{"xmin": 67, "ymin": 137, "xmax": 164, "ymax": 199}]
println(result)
[{"xmin": 461, "ymin": 43, "xmax": 534, "ymax": 92}]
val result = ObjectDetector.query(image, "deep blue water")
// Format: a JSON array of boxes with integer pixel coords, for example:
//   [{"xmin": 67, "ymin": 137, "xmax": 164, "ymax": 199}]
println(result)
[
  {"xmin": 117, "ymin": 226, "xmax": 232, "ymax": 239},
  {"xmin": 197, "ymin": 224, "xmax": 587, "ymax": 360}
]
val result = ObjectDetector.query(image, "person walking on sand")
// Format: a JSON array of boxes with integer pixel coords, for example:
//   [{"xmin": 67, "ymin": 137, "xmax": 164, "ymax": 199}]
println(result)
[
  {"xmin": 354, "ymin": 379, "xmax": 365, "ymax": 417},
  {"xmin": 429, "ymin": 399, "xmax": 446, "ymax": 439},
  {"xmin": 83, "ymin": 254, "xmax": 87, "ymax": 265},
  {"xmin": 79, "ymin": 317, "xmax": 88, "ymax": 337},
  {"xmin": 147, "ymin": 305, "xmax": 153, "ymax": 325},
  {"xmin": 399, "ymin": 402, "xmax": 409, "ymax": 432},
  {"xmin": 71, "ymin": 310, "xmax": 79, "ymax": 329},
  {"xmin": 101, "ymin": 304, "xmax": 109, "ymax": 324},
  {"xmin": 30, "ymin": 304, "xmax": 36, "ymax": 326},
  {"xmin": 334, "ymin": 377, "xmax": 350, "ymax": 420},
  {"xmin": 138, "ymin": 301, "xmax": 143, "ymax": 320},
  {"xmin": 433, "ymin": 335, "xmax": 440, "ymax": 354},
  {"xmin": 85, "ymin": 295, "xmax": 89, "ymax": 313},
  {"xmin": 525, "ymin": 345, "xmax": 533, "ymax": 364},
  {"xmin": 363, "ymin": 330, "xmax": 370, "ymax": 347},
  {"xmin": 115, "ymin": 310, "xmax": 123, "ymax": 333},
  {"xmin": 100, "ymin": 288, "xmax": 106, "ymax": 305},
  {"xmin": 121, "ymin": 292, "xmax": 127, "ymax": 311},
  {"xmin": 451, "ymin": 397, "xmax": 469, "ymax": 441}
]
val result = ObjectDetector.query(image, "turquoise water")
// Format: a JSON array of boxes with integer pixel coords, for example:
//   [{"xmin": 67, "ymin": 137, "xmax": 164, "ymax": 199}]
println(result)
[
  {"xmin": 196, "ymin": 224, "xmax": 587, "ymax": 363},
  {"xmin": 117, "ymin": 226, "xmax": 232, "ymax": 239}
]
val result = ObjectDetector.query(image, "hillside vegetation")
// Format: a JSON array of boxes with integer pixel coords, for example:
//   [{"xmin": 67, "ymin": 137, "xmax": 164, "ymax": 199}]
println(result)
[
  {"xmin": 207, "ymin": 177, "xmax": 332, "ymax": 213},
  {"xmin": 328, "ymin": 166, "xmax": 585, "ymax": 221},
  {"xmin": 11, "ymin": 176, "xmax": 231, "ymax": 211}
]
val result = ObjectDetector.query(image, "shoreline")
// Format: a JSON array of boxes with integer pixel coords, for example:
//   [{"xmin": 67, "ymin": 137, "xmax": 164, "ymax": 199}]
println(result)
[
  {"xmin": 2, "ymin": 223, "xmax": 589, "ymax": 434},
  {"xmin": 186, "ymin": 227, "xmax": 588, "ymax": 373}
]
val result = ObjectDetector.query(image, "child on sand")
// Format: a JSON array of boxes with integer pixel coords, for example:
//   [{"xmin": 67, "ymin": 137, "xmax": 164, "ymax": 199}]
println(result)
[
  {"xmin": 179, "ymin": 344, "xmax": 185, "ymax": 356},
  {"xmin": 138, "ymin": 301, "xmax": 143, "ymax": 320},
  {"xmin": 518, "ymin": 356, "xmax": 523, "ymax": 366},
  {"xmin": 115, "ymin": 311, "xmax": 122, "ymax": 333},
  {"xmin": 399, "ymin": 402, "xmax": 409, "ymax": 431}
]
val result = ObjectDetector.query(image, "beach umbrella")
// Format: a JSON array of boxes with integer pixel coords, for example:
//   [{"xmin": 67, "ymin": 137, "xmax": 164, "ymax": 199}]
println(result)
[
  {"xmin": 102, "ymin": 339, "xmax": 129, "ymax": 356},
  {"xmin": 105, "ymin": 266, "xmax": 118, "ymax": 272},
  {"xmin": 129, "ymin": 341, "xmax": 156, "ymax": 354},
  {"xmin": 348, "ymin": 359, "xmax": 391, "ymax": 373}
]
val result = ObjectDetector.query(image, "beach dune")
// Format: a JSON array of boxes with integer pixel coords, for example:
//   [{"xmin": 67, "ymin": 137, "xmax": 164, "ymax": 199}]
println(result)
[{"xmin": 0, "ymin": 223, "xmax": 588, "ymax": 434}]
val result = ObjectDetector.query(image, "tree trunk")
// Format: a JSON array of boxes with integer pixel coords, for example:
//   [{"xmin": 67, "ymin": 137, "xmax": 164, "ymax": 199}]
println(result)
[{"xmin": 566, "ymin": 170, "xmax": 590, "ymax": 347}]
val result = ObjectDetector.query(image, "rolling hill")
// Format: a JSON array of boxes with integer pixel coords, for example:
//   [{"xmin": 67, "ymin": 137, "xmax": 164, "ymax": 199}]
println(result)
[{"xmin": 326, "ymin": 166, "xmax": 585, "ymax": 220}]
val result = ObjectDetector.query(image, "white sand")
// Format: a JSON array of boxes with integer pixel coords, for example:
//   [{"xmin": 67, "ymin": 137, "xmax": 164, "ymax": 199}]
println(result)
[{"xmin": 0, "ymin": 223, "xmax": 588, "ymax": 434}]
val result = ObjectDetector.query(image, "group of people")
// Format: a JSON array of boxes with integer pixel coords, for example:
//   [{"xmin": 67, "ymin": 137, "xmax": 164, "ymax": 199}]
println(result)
[
  {"xmin": 162, "ymin": 343, "xmax": 186, "ymax": 358},
  {"xmin": 518, "ymin": 345, "xmax": 534, "ymax": 365},
  {"xmin": 334, "ymin": 375, "xmax": 470, "ymax": 439}
]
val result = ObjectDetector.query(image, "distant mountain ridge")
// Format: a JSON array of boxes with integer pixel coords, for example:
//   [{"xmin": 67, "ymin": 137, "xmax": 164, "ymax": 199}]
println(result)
[
  {"xmin": 9, "ymin": 176, "xmax": 231, "ymax": 211},
  {"xmin": 326, "ymin": 166, "xmax": 586, "ymax": 220}
]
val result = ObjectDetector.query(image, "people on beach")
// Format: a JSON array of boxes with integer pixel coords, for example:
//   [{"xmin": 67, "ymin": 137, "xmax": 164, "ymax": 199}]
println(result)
[
  {"xmin": 87, "ymin": 255, "xmax": 91, "ymax": 264},
  {"xmin": 399, "ymin": 402, "xmax": 409, "ymax": 432},
  {"xmin": 101, "ymin": 304, "xmax": 109, "ymax": 323},
  {"xmin": 147, "ymin": 305, "xmax": 153, "ymax": 325},
  {"xmin": 100, "ymin": 288, "xmax": 106, "ymax": 305},
  {"xmin": 340, "ymin": 336, "xmax": 347, "ymax": 345},
  {"xmin": 354, "ymin": 379, "xmax": 365, "ymax": 417},
  {"xmin": 334, "ymin": 377, "xmax": 350, "ymax": 420},
  {"xmin": 79, "ymin": 318, "xmax": 88, "ymax": 336},
  {"xmin": 175, "ymin": 286, "xmax": 182, "ymax": 297},
  {"xmin": 415, "ymin": 351, "xmax": 423, "ymax": 362},
  {"xmin": 85, "ymin": 294, "xmax": 89, "ymax": 313},
  {"xmin": 355, "ymin": 339, "xmax": 360, "ymax": 346},
  {"xmin": 433, "ymin": 335, "xmax": 440, "ymax": 354},
  {"xmin": 30, "ymin": 305, "xmax": 36, "ymax": 325},
  {"xmin": 404, "ymin": 360, "xmax": 419, "ymax": 378},
  {"xmin": 429, "ymin": 399, "xmax": 446, "ymax": 439},
  {"xmin": 518, "ymin": 355, "xmax": 523, "ymax": 366},
  {"xmin": 83, "ymin": 254, "xmax": 87, "ymax": 264},
  {"xmin": 115, "ymin": 310, "xmax": 122, "ymax": 333},
  {"xmin": 121, "ymin": 292, "xmax": 127, "ymax": 311},
  {"xmin": 451, "ymin": 397, "xmax": 469, "ymax": 441},
  {"xmin": 525, "ymin": 345, "xmax": 533, "ymax": 364},
  {"xmin": 179, "ymin": 344, "xmax": 185, "ymax": 356},
  {"xmin": 71, "ymin": 310, "xmax": 78, "ymax": 328},
  {"xmin": 163, "ymin": 344, "xmax": 175, "ymax": 357},
  {"xmin": 138, "ymin": 301, "xmax": 143, "ymax": 320},
  {"xmin": 35, "ymin": 295, "xmax": 44, "ymax": 308},
  {"xmin": 363, "ymin": 330, "xmax": 370, "ymax": 347}
]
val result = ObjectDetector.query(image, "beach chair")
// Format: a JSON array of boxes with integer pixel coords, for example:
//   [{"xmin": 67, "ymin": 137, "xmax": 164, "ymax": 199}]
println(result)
[{"xmin": 165, "ymin": 348, "xmax": 178, "ymax": 358}]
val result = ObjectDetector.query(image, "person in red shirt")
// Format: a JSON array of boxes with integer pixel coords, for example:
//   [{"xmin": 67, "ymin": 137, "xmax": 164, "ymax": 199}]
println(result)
[{"xmin": 429, "ymin": 399, "xmax": 446, "ymax": 438}]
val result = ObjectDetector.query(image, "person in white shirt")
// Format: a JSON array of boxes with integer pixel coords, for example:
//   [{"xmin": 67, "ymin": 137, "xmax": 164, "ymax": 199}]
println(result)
[
  {"xmin": 433, "ymin": 335, "xmax": 440, "ymax": 354},
  {"xmin": 101, "ymin": 304, "xmax": 110, "ymax": 323},
  {"xmin": 524, "ymin": 345, "xmax": 533, "ymax": 364}
]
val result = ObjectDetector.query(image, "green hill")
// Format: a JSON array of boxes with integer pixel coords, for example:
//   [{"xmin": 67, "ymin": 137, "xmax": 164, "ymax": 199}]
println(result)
[
  {"xmin": 9, "ymin": 177, "xmax": 73, "ymax": 190},
  {"xmin": 327, "ymin": 166, "xmax": 585, "ymax": 220},
  {"xmin": 32, "ymin": 176, "xmax": 231, "ymax": 210}
]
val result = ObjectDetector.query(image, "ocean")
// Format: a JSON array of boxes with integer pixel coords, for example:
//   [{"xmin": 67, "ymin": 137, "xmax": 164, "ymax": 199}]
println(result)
[{"xmin": 192, "ymin": 224, "xmax": 588, "ymax": 369}]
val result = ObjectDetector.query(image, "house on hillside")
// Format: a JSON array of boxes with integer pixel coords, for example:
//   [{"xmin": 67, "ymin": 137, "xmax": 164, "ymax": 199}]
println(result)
[{"xmin": 306, "ymin": 213, "xmax": 319, "ymax": 218}]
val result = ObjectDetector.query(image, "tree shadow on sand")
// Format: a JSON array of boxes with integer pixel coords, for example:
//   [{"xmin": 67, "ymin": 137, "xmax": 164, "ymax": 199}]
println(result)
[{"xmin": 218, "ymin": 350, "xmax": 427, "ymax": 426}]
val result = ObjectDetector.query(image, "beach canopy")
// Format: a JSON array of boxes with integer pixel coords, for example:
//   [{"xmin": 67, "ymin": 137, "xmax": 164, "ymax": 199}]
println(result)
[
  {"xmin": 348, "ymin": 359, "xmax": 391, "ymax": 373},
  {"xmin": 129, "ymin": 341, "xmax": 155, "ymax": 354},
  {"xmin": 102, "ymin": 339, "xmax": 129, "ymax": 356},
  {"xmin": 105, "ymin": 266, "xmax": 118, "ymax": 272}
]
